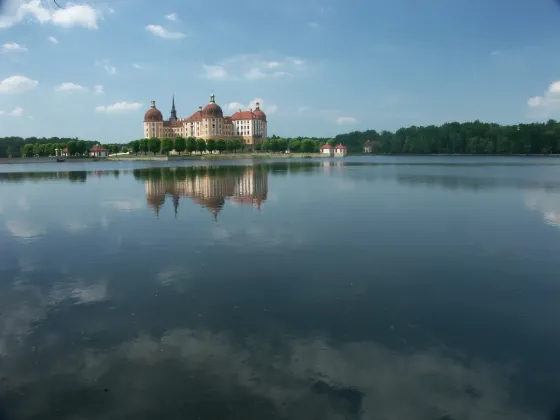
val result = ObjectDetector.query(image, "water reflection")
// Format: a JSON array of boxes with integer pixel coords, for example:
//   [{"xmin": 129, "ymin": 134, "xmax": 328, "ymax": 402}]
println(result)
[{"xmin": 134, "ymin": 166, "xmax": 269, "ymax": 219}]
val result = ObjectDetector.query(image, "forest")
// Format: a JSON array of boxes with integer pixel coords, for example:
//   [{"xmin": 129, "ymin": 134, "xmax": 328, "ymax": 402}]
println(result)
[{"xmin": 2, "ymin": 119, "xmax": 560, "ymax": 157}]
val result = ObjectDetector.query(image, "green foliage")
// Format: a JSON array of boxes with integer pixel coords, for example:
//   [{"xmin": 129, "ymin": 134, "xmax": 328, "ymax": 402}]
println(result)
[
  {"xmin": 206, "ymin": 139, "xmax": 216, "ymax": 153},
  {"xmin": 196, "ymin": 138, "xmax": 207, "ymax": 152},
  {"xmin": 149, "ymin": 137, "xmax": 161, "ymax": 154},
  {"xmin": 22, "ymin": 144, "xmax": 34, "ymax": 157},
  {"xmin": 261, "ymin": 140, "xmax": 270, "ymax": 151},
  {"xmin": 161, "ymin": 137, "xmax": 173, "ymax": 155},
  {"xmin": 301, "ymin": 139, "xmax": 314, "ymax": 153},
  {"xmin": 140, "ymin": 139, "xmax": 149, "ymax": 155},
  {"xmin": 276, "ymin": 138, "xmax": 288, "ymax": 152},
  {"xmin": 289, "ymin": 140, "xmax": 300, "ymax": 152},
  {"xmin": 0, "ymin": 136, "xmax": 100, "ymax": 158},
  {"xmin": 186, "ymin": 137, "xmax": 197, "ymax": 154},
  {"xmin": 174, "ymin": 136, "xmax": 186, "ymax": 155},
  {"xmin": 129, "ymin": 140, "xmax": 140, "ymax": 155},
  {"xmin": 66, "ymin": 141, "xmax": 78, "ymax": 156},
  {"xmin": 231, "ymin": 139, "xmax": 242, "ymax": 152},
  {"xmin": 216, "ymin": 139, "xmax": 226, "ymax": 152},
  {"xmin": 121, "ymin": 146, "xmax": 128, "ymax": 153}
]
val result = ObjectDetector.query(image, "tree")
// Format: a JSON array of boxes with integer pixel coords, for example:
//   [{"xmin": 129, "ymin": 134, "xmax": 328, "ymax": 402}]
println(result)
[
  {"xmin": 6, "ymin": 145, "xmax": 13, "ymax": 157},
  {"xmin": 186, "ymin": 137, "xmax": 197, "ymax": 154},
  {"xmin": 77, "ymin": 140, "xmax": 87, "ymax": 156},
  {"xmin": 174, "ymin": 136, "xmax": 186, "ymax": 155},
  {"xmin": 231, "ymin": 139, "xmax": 242, "ymax": 153},
  {"xmin": 149, "ymin": 137, "xmax": 161, "ymax": 155},
  {"xmin": 196, "ymin": 138, "xmax": 206, "ymax": 153},
  {"xmin": 130, "ymin": 140, "xmax": 140, "ymax": 155},
  {"xmin": 66, "ymin": 141, "xmax": 78, "ymax": 156},
  {"xmin": 207, "ymin": 139, "xmax": 216, "ymax": 153},
  {"xmin": 289, "ymin": 140, "xmax": 300, "ymax": 152},
  {"xmin": 121, "ymin": 146, "xmax": 128, "ymax": 153},
  {"xmin": 277, "ymin": 138, "xmax": 288, "ymax": 152},
  {"xmin": 301, "ymin": 139, "xmax": 314, "ymax": 153},
  {"xmin": 22, "ymin": 144, "xmax": 33, "ymax": 157},
  {"xmin": 261, "ymin": 140, "xmax": 270, "ymax": 151},
  {"xmin": 140, "ymin": 139, "xmax": 149, "ymax": 155},
  {"xmin": 161, "ymin": 137, "xmax": 173, "ymax": 155},
  {"xmin": 216, "ymin": 139, "xmax": 226, "ymax": 153},
  {"xmin": 254, "ymin": 142, "xmax": 262, "ymax": 151},
  {"xmin": 269, "ymin": 139, "xmax": 279, "ymax": 152}
]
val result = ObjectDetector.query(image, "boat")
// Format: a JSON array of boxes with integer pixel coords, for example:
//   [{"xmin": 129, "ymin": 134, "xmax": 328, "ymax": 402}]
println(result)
[{"xmin": 56, "ymin": 157, "xmax": 66, "ymax": 162}]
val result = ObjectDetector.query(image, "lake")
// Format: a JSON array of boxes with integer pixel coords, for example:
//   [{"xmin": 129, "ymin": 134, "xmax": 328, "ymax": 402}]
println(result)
[{"xmin": 0, "ymin": 156, "xmax": 559, "ymax": 420}]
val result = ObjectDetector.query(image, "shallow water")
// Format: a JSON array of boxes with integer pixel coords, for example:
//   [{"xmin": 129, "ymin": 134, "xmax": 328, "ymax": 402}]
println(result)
[{"xmin": 0, "ymin": 157, "xmax": 559, "ymax": 420}]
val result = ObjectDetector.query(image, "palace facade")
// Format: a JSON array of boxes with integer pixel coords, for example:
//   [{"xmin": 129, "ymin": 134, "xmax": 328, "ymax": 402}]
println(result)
[{"xmin": 143, "ymin": 94, "xmax": 267, "ymax": 145}]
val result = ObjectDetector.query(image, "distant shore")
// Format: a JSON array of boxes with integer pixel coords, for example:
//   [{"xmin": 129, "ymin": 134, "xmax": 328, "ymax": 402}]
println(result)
[{"xmin": 3, "ymin": 153, "xmax": 560, "ymax": 165}]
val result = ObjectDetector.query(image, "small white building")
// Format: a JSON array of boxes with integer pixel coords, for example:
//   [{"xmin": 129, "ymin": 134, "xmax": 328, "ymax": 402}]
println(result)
[
  {"xmin": 89, "ymin": 145, "xmax": 108, "ymax": 157},
  {"xmin": 363, "ymin": 140, "xmax": 373, "ymax": 153},
  {"xmin": 320, "ymin": 144, "xmax": 334, "ymax": 157},
  {"xmin": 334, "ymin": 144, "xmax": 347, "ymax": 157}
]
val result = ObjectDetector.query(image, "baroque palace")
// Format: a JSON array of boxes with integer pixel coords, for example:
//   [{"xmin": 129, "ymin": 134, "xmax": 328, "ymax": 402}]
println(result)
[{"xmin": 143, "ymin": 94, "xmax": 267, "ymax": 145}]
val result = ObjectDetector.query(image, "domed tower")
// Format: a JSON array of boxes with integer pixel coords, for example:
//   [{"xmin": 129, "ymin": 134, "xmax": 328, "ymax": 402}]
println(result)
[
  {"xmin": 252, "ymin": 102, "xmax": 267, "ymax": 141},
  {"xmin": 201, "ymin": 94, "xmax": 224, "ymax": 138},
  {"xmin": 143, "ymin": 100, "xmax": 164, "ymax": 139}
]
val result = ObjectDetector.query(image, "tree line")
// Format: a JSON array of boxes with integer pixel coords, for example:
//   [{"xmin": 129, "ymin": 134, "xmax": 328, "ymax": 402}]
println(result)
[
  {"xmin": 334, "ymin": 120, "xmax": 560, "ymax": 154},
  {"xmin": 6, "ymin": 119, "xmax": 560, "ymax": 158},
  {"xmin": 0, "ymin": 136, "xmax": 127, "ymax": 158},
  {"xmin": 127, "ymin": 136, "xmax": 335, "ymax": 155}
]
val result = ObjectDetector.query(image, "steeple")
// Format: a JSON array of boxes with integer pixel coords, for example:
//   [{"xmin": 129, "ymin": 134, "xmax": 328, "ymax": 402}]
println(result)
[
  {"xmin": 210, "ymin": 93, "xmax": 215, "ymax": 104},
  {"xmin": 169, "ymin": 95, "xmax": 177, "ymax": 121}
]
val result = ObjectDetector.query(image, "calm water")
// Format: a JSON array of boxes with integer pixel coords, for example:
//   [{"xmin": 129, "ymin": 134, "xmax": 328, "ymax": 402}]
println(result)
[{"xmin": 1, "ymin": 156, "xmax": 560, "ymax": 420}]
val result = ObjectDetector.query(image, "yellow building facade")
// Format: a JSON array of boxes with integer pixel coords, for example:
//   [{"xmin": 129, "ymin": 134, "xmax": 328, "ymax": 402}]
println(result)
[{"xmin": 143, "ymin": 94, "xmax": 268, "ymax": 145}]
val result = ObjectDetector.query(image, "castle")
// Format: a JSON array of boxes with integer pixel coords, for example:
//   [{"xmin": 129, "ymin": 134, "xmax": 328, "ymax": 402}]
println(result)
[{"xmin": 143, "ymin": 94, "xmax": 267, "ymax": 146}]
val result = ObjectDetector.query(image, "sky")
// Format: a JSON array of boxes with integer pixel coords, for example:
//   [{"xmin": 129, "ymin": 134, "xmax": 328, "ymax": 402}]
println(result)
[{"xmin": 1, "ymin": 0, "xmax": 560, "ymax": 142}]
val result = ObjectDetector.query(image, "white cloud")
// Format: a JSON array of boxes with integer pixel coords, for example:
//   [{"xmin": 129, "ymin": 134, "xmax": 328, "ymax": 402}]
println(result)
[
  {"xmin": 55, "ymin": 82, "xmax": 87, "ymax": 92},
  {"xmin": 145, "ymin": 24, "xmax": 185, "ymax": 39},
  {"xmin": 0, "ymin": 111, "xmax": 4, "ymax": 115},
  {"xmin": 1, "ymin": 42, "xmax": 28, "ymax": 53},
  {"xmin": 202, "ymin": 64, "xmax": 228, "ymax": 80},
  {"xmin": 227, "ymin": 102, "xmax": 244, "ymax": 111},
  {"xmin": 202, "ymin": 54, "xmax": 306, "ymax": 81},
  {"xmin": 48, "ymin": 36, "xmax": 59, "ymax": 44},
  {"xmin": 308, "ymin": 21, "xmax": 319, "ymax": 29},
  {"xmin": 7, "ymin": 107, "xmax": 24, "ymax": 116},
  {"xmin": 297, "ymin": 106, "xmax": 309, "ymax": 113},
  {"xmin": 51, "ymin": 4, "xmax": 98, "ymax": 29},
  {"xmin": 165, "ymin": 13, "xmax": 178, "ymax": 21},
  {"xmin": 132, "ymin": 63, "xmax": 141, "ymax": 69},
  {"xmin": 0, "ymin": 76, "xmax": 38, "ymax": 94},
  {"xmin": 96, "ymin": 59, "xmax": 117, "ymax": 75},
  {"xmin": 0, "ymin": 1, "xmax": 99, "ymax": 29},
  {"xmin": 94, "ymin": 84, "xmax": 104, "ymax": 95},
  {"xmin": 527, "ymin": 80, "xmax": 560, "ymax": 118},
  {"xmin": 95, "ymin": 101, "xmax": 143, "ymax": 112},
  {"xmin": 336, "ymin": 116, "xmax": 357, "ymax": 125}
]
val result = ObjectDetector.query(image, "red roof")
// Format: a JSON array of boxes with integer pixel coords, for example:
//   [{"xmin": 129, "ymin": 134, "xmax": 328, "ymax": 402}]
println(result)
[
  {"xmin": 335, "ymin": 144, "xmax": 347, "ymax": 149},
  {"xmin": 321, "ymin": 144, "xmax": 333, "ymax": 149},
  {"xmin": 185, "ymin": 110, "xmax": 203, "ymax": 122},
  {"xmin": 63, "ymin": 147, "xmax": 68, "ymax": 152},
  {"xmin": 144, "ymin": 108, "xmax": 163, "ymax": 122},
  {"xmin": 231, "ymin": 110, "xmax": 257, "ymax": 121},
  {"xmin": 90, "ymin": 145, "xmax": 108, "ymax": 152},
  {"xmin": 363, "ymin": 140, "xmax": 373, "ymax": 146}
]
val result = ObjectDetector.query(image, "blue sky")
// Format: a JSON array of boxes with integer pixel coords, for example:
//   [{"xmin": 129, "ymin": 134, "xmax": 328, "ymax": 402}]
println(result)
[{"xmin": 1, "ymin": 0, "xmax": 560, "ymax": 142}]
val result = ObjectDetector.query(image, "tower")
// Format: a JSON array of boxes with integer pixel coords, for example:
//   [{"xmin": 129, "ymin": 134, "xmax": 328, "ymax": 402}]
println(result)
[{"xmin": 170, "ymin": 95, "xmax": 177, "ymax": 121}]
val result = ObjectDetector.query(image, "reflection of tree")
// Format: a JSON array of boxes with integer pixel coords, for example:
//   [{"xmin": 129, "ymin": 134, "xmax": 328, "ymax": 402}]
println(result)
[{"xmin": 142, "ymin": 165, "xmax": 270, "ymax": 219}]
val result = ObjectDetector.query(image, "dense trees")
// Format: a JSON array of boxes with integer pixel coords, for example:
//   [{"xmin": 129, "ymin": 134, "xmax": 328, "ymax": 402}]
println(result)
[
  {"xmin": 335, "ymin": 120, "xmax": 560, "ymax": 155},
  {"xmin": 0, "ymin": 137, "xmax": 104, "ymax": 157}
]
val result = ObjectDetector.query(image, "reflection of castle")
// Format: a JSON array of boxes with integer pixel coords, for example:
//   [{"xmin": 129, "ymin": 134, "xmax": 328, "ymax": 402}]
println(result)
[{"xmin": 145, "ymin": 167, "xmax": 268, "ymax": 219}]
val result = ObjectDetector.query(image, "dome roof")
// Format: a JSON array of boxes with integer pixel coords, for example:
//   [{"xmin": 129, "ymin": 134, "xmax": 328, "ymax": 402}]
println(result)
[
  {"xmin": 144, "ymin": 100, "xmax": 163, "ymax": 122},
  {"xmin": 202, "ymin": 103, "xmax": 223, "ymax": 118},
  {"xmin": 252, "ymin": 102, "xmax": 266, "ymax": 121},
  {"xmin": 202, "ymin": 94, "xmax": 223, "ymax": 118}
]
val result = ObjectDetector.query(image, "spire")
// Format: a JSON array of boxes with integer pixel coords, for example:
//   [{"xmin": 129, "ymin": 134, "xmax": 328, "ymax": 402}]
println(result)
[
  {"xmin": 170, "ymin": 94, "xmax": 177, "ymax": 121},
  {"xmin": 210, "ymin": 93, "xmax": 215, "ymax": 104},
  {"xmin": 255, "ymin": 102, "xmax": 260, "ymax": 110}
]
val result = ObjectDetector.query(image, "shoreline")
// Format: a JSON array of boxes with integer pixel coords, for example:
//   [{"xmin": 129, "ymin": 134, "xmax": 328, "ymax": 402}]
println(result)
[{"xmin": 2, "ymin": 153, "xmax": 560, "ymax": 165}]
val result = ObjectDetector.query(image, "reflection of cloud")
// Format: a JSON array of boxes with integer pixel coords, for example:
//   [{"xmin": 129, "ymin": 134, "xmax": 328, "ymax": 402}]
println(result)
[
  {"xmin": 5, "ymin": 220, "xmax": 45, "ymax": 238},
  {"xmin": 49, "ymin": 279, "xmax": 108, "ymax": 305},
  {"xmin": 16, "ymin": 195, "xmax": 30, "ymax": 211},
  {"xmin": 156, "ymin": 266, "xmax": 191, "ymax": 289},
  {"xmin": 524, "ymin": 192, "xmax": 560, "ymax": 227},
  {"xmin": 64, "ymin": 221, "xmax": 89, "ymax": 232},
  {"xmin": 102, "ymin": 199, "xmax": 145, "ymax": 211},
  {"xmin": 0, "ymin": 324, "xmax": 531, "ymax": 419},
  {"xmin": 212, "ymin": 226, "xmax": 231, "ymax": 241}
]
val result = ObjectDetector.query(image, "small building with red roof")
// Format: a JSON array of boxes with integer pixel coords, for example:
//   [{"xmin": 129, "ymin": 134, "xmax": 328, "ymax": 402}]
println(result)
[
  {"xmin": 89, "ymin": 144, "xmax": 109, "ymax": 157},
  {"xmin": 320, "ymin": 143, "xmax": 333, "ymax": 156},
  {"xmin": 334, "ymin": 143, "xmax": 348, "ymax": 157}
]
